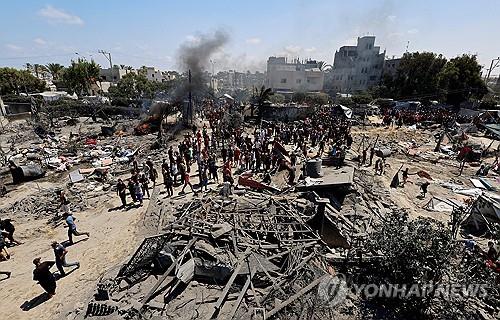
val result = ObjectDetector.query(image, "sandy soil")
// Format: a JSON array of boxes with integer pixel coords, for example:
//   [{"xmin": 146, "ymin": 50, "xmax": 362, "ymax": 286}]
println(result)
[
  {"xmin": 351, "ymin": 125, "xmax": 498, "ymax": 226},
  {"xmin": 0, "ymin": 178, "xmax": 145, "ymax": 320}
]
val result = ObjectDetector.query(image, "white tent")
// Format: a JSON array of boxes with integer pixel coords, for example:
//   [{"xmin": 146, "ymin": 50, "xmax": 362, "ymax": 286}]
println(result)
[{"xmin": 423, "ymin": 197, "xmax": 463, "ymax": 213}]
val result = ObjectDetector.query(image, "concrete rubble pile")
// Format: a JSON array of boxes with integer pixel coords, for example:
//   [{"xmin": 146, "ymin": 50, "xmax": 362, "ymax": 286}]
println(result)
[
  {"xmin": 0, "ymin": 186, "xmax": 88, "ymax": 221},
  {"xmin": 81, "ymin": 192, "xmax": 341, "ymax": 319}
]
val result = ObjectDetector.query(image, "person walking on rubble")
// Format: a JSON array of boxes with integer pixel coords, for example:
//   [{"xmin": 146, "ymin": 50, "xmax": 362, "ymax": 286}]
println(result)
[
  {"xmin": 180, "ymin": 170, "xmax": 196, "ymax": 195},
  {"xmin": 208, "ymin": 154, "xmax": 219, "ymax": 183},
  {"xmin": 146, "ymin": 156, "xmax": 158, "ymax": 186},
  {"xmin": 58, "ymin": 190, "xmax": 70, "ymax": 215},
  {"xmin": 164, "ymin": 170, "xmax": 174, "ymax": 196},
  {"xmin": 32, "ymin": 257, "xmax": 56, "ymax": 298},
  {"xmin": 361, "ymin": 148, "xmax": 368, "ymax": 165},
  {"xmin": 51, "ymin": 241, "xmax": 79, "ymax": 277},
  {"xmin": 1, "ymin": 218, "xmax": 21, "ymax": 245},
  {"xmin": 134, "ymin": 180, "xmax": 144, "ymax": 205},
  {"xmin": 127, "ymin": 179, "xmax": 137, "ymax": 203},
  {"xmin": 420, "ymin": 181, "xmax": 430, "ymax": 198},
  {"xmin": 0, "ymin": 232, "xmax": 10, "ymax": 261},
  {"xmin": 200, "ymin": 165, "xmax": 209, "ymax": 192},
  {"xmin": 374, "ymin": 159, "xmax": 382, "ymax": 175},
  {"xmin": 65, "ymin": 212, "xmax": 90, "ymax": 245},
  {"xmin": 402, "ymin": 168, "xmax": 409, "ymax": 186},
  {"xmin": 116, "ymin": 179, "xmax": 127, "ymax": 207},
  {"xmin": 138, "ymin": 172, "xmax": 150, "ymax": 199},
  {"xmin": 369, "ymin": 147, "xmax": 375, "ymax": 166}
]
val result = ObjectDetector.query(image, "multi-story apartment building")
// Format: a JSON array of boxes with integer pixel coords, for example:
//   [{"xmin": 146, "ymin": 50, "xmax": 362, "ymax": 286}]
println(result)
[
  {"xmin": 266, "ymin": 57, "xmax": 324, "ymax": 93},
  {"xmin": 331, "ymin": 36, "xmax": 385, "ymax": 93}
]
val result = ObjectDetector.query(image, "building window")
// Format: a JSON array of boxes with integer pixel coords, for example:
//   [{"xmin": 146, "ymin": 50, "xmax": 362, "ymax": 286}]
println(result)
[
  {"xmin": 296, "ymin": 79, "xmax": 301, "ymax": 84},
  {"xmin": 370, "ymin": 76, "xmax": 377, "ymax": 81},
  {"xmin": 280, "ymin": 78, "xmax": 287, "ymax": 84}
]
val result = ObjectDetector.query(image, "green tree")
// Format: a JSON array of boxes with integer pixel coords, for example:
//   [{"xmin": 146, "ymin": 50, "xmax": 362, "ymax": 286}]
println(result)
[
  {"xmin": 351, "ymin": 92, "xmax": 373, "ymax": 104},
  {"xmin": 62, "ymin": 58, "xmax": 100, "ymax": 95},
  {"xmin": 337, "ymin": 96, "xmax": 355, "ymax": 107},
  {"xmin": 479, "ymin": 94, "xmax": 500, "ymax": 110},
  {"xmin": 45, "ymin": 63, "xmax": 65, "ymax": 81},
  {"xmin": 251, "ymin": 86, "xmax": 273, "ymax": 117},
  {"xmin": 317, "ymin": 61, "xmax": 332, "ymax": 71},
  {"xmin": 26, "ymin": 63, "xmax": 48, "ymax": 79},
  {"xmin": 305, "ymin": 92, "xmax": 329, "ymax": 106},
  {"xmin": 232, "ymin": 88, "xmax": 251, "ymax": 103},
  {"xmin": 369, "ymin": 73, "xmax": 397, "ymax": 99},
  {"xmin": 108, "ymin": 73, "xmax": 173, "ymax": 102},
  {"xmin": 392, "ymin": 52, "xmax": 447, "ymax": 99},
  {"xmin": 268, "ymin": 93, "xmax": 285, "ymax": 104},
  {"xmin": 292, "ymin": 91, "xmax": 307, "ymax": 103},
  {"xmin": 363, "ymin": 212, "xmax": 456, "ymax": 317},
  {"xmin": 438, "ymin": 54, "xmax": 488, "ymax": 106},
  {"xmin": 0, "ymin": 67, "xmax": 47, "ymax": 95}
]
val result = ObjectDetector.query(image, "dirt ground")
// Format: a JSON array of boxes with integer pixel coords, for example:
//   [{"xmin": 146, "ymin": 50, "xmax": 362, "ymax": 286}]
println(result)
[
  {"xmin": 0, "ymin": 178, "xmax": 145, "ymax": 320},
  {"xmin": 351, "ymin": 125, "xmax": 499, "ymax": 226}
]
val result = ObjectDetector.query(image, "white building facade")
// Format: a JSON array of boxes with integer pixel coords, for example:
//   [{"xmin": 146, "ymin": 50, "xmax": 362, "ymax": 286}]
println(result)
[
  {"xmin": 144, "ymin": 67, "xmax": 176, "ymax": 83},
  {"xmin": 331, "ymin": 36, "xmax": 385, "ymax": 93},
  {"xmin": 266, "ymin": 57, "xmax": 324, "ymax": 93},
  {"xmin": 99, "ymin": 66, "xmax": 134, "ymax": 82}
]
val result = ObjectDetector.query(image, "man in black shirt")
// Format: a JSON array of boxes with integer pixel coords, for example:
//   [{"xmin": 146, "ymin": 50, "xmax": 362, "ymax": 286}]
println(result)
[
  {"xmin": 52, "ymin": 241, "xmax": 80, "ymax": 277},
  {"xmin": 33, "ymin": 257, "xmax": 56, "ymax": 298},
  {"xmin": 1, "ymin": 218, "xmax": 21, "ymax": 245},
  {"xmin": 116, "ymin": 179, "xmax": 127, "ymax": 207}
]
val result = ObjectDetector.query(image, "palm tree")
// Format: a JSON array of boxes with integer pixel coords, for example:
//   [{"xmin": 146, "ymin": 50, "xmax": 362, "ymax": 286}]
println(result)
[
  {"xmin": 125, "ymin": 66, "xmax": 134, "ymax": 74},
  {"xmin": 317, "ymin": 61, "xmax": 332, "ymax": 72},
  {"xmin": 138, "ymin": 66, "xmax": 148, "ymax": 77},
  {"xmin": 45, "ymin": 63, "xmax": 65, "ymax": 81},
  {"xmin": 31, "ymin": 64, "xmax": 48, "ymax": 79},
  {"xmin": 251, "ymin": 85, "xmax": 273, "ymax": 117}
]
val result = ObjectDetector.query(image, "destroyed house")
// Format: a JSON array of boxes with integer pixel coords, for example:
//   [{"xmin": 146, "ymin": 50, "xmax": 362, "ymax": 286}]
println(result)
[{"xmin": 462, "ymin": 194, "xmax": 500, "ymax": 232}]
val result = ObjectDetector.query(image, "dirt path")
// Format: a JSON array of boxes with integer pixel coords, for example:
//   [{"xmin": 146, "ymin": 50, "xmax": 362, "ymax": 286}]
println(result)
[{"xmin": 0, "ymin": 184, "xmax": 146, "ymax": 320}]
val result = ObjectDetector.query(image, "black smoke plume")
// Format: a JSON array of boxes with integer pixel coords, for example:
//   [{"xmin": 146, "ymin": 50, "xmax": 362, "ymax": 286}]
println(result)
[{"xmin": 174, "ymin": 30, "xmax": 229, "ymax": 101}]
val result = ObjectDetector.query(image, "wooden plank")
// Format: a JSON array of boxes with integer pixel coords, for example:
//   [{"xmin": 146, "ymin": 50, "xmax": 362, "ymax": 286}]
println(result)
[
  {"xmin": 251, "ymin": 252, "xmax": 287, "ymax": 299},
  {"xmin": 264, "ymin": 274, "xmax": 329, "ymax": 319},
  {"xmin": 208, "ymin": 247, "xmax": 252, "ymax": 319},
  {"xmin": 227, "ymin": 267, "xmax": 256, "ymax": 320},
  {"xmin": 142, "ymin": 237, "xmax": 197, "ymax": 305}
]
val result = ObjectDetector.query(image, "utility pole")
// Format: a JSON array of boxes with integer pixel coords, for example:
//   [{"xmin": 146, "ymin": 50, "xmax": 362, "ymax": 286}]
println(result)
[
  {"xmin": 210, "ymin": 59, "xmax": 216, "ymax": 90},
  {"xmin": 98, "ymin": 50, "xmax": 114, "ymax": 81},
  {"xmin": 188, "ymin": 69, "xmax": 193, "ymax": 124},
  {"xmin": 485, "ymin": 57, "xmax": 500, "ymax": 83}
]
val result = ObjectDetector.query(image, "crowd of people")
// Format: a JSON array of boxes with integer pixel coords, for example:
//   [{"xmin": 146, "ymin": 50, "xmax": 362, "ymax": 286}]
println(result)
[
  {"xmin": 382, "ymin": 108, "xmax": 457, "ymax": 127},
  {"xmin": 111, "ymin": 104, "xmax": 354, "ymax": 210}
]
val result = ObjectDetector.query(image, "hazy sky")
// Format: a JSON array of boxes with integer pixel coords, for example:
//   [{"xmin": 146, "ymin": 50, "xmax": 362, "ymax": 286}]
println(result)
[{"xmin": 1, "ymin": 0, "xmax": 499, "ymax": 76}]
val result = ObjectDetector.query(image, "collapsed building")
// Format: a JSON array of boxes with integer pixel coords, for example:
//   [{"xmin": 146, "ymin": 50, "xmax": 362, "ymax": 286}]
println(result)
[
  {"xmin": 77, "ymin": 154, "xmax": 406, "ymax": 320},
  {"xmin": 82, "ymin": 191, "xmax": 333, "ymax": 319}
]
